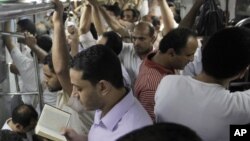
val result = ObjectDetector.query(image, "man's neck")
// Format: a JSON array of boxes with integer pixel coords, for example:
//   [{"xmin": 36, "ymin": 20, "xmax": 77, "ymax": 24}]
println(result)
[
  {"xmin": 138, "ymin": 47, "xmax": 153, "ymax": 60},
  {"xmin": 101, "ymin": 87, "xmax": 128, "ymax": 118},
  {"xmin": 7, "ymin": 118, "xmax": 16, "ymax": 131},
  {"xmin": 152, "ymin": 52, "xmax": 173, "ymax": 70}
]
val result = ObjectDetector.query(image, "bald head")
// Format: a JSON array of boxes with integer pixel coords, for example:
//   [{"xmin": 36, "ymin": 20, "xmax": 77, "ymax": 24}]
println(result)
[{"xmin": 133, "ymin": 22, "xmax": 155, "ymax": 37}]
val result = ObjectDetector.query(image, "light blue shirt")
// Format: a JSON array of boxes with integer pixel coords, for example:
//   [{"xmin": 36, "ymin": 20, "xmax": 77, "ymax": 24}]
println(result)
[{"xmin": 88, "ymin": 90, "xmax": 152, "ymax": 141}]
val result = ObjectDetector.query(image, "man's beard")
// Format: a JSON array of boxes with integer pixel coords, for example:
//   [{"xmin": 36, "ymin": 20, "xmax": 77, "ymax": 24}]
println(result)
[
  {"xmin": 135, "ymin": 47, "xmax": 151, "ymax": 56},
  {"xmin": 67, "ymin": 96, "xmax": 85, "ymax": 113},
  {"xmin": 48, "ymin": 86, "xmax": 62, "ymax": 92}
]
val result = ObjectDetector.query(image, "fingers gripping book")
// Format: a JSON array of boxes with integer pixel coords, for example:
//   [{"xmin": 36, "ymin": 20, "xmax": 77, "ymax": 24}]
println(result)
[{"xmin": 35, "ymin": 104, "xmax": 71, "ymax": 141}]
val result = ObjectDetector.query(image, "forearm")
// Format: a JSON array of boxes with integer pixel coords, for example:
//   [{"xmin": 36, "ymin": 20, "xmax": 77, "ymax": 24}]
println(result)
[
  {"xmin": 52, "ymin": 21, "xmax": 69, "ymax": 73},
  {"xmin": 158, "ymin": 0, "xmax": 176, "ymax": 35},
  {"xmin": 70, "ymin": 40, "xmax": 79, "ymax": 57},
  {"xmin": 3, "ymin": 21, "xmax": 15, "ymax": 52},
  {"xmin": 91, "ymin": 5, "xmax": 105, "ymax": 36},
  {"xmin": 79, "ymin": 5, "xmax": 92, "ymax": 34},
  {"xmin": 30, "ymin": 45, "xmax": 48, "ymax": 61},
  {"xmin": 179, "ymin": 0, "xmax": 203, "ymax": 28},
  {"xmin": 99, "ymin": 6, "xmax": 129, "ymax": 36}
]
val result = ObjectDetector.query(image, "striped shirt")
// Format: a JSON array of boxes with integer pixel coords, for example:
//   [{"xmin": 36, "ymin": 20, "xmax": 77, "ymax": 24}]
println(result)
[{"xmin": 134, "ymin": 52, "xmax": 174, "ymax": 121}]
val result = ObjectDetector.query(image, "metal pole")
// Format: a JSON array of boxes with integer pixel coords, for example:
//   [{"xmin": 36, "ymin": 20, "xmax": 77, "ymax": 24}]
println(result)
[
  {"xmin": 31, "ymin": 13, "xmax": 44, "ymax": 112},
  {"xmin": 32, "ymin": 52, "xmax": 44, "ymax": 111},
  {"xmin": 0, "ymin": 3, "xmax": 69, "ymax": 21},
  {"xmin": 225, "ymin": 0, "xmax": 229, "ymax": 26}
]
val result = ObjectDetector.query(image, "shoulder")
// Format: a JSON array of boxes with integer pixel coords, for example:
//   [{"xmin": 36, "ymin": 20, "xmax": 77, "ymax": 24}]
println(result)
[
  {"xmin": 123, "ymin": 97, "xmax": 153, "ymax": 126},
  {"xmin": 161, "ymin": 75, "xmax": 186, "ymax": 83}
]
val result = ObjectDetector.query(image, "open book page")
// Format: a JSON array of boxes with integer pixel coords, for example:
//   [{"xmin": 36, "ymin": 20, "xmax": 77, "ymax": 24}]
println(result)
[
  {"xmin": 36, "ymin": 126, "xmax": 67, "ymax": 141},
  {"xmin": 35, "ymin": 104, "xmax": 71, "ymax": 141}
]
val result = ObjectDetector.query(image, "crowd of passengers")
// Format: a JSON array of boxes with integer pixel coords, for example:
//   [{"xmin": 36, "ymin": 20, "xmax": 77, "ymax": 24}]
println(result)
[{"xmin": 1, "ymin": 0, "xmax": 250, "ymax": 141}]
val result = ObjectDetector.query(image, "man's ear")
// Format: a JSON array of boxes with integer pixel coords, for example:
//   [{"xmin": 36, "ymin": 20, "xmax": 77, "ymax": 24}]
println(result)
[
  {"xmin": 166, "ymin": 48, "xmax": 176, "ymax": 57},
  {"xmin": 15, "ymin": 123, "xmax": 24, "ymax": 132},
  {"xmin": 97, "ymin": 80, "xmax": 112, "ymax": 96}
]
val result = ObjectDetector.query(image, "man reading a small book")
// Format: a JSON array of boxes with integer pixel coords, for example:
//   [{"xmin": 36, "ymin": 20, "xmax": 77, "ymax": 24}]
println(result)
[{"xmin": 49, "ymin": 1, "xmax": 153, "ymax": 141}]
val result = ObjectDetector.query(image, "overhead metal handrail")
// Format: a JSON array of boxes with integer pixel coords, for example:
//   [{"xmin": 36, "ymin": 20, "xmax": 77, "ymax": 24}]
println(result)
[
  {"xmin": 0, "ymin": 31, "xmax": 24, "ymax": 38},
  {"xmin": 235, "ymin": 17, "xmax": 250, "ymax": 27},
  {"xmin": 0, "ymin": 92, "xmax": 39, "ymax": 95},
  {"xmin": 0, "ymin": 2, "xmax": 69, "ymax": 21}
]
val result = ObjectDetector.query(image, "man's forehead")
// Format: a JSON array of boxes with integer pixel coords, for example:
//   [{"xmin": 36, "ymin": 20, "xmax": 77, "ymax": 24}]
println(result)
[{"xmin": 132, "ymin": 29, "xmax": 150, "ymax": 36}]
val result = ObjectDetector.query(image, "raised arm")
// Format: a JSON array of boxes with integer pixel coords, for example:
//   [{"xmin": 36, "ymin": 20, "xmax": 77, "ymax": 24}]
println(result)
[
  {"xmin": 23, "ymin": 32, "xmax": 48, "ymax": 62},
  {"xmin": 79, "ymin": 4, "xmax": 92, "ymax": 35},
  {"xmin": 91, "ymin": 3, "xmax": 105, "ymax": 36},
  {"xmin": 3, "ymin": 21, "xmax": 39, "ymax": 104},
  {"xmin": 3, "ymin": 21, "xmax": 20, "ymax": 76},
  {"xmin": 179, "ymin": 0, "xmax": 203, "ymax": 28},
  {"xmin": 67, "ymin": 26, "xmax": 79, "ymax": 57},
  {"xmin": 88, "ymin": 0, "xmax": 130, "ymax": 37},
  {"xmin": 157, "ymin": 0, "xmax": 177, "ymax": 36},
  {"xmin": 52, "ymin": 0, "xmax": 72, "ymax": 95},
  {"xmin": 3, "ymin": 21, "xmax": 15, "ymax": 52}
]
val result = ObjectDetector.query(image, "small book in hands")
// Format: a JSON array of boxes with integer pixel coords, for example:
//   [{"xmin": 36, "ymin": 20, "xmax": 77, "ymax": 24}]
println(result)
[{"xmin": 35, "ymin": 104, "xmax": 71, "ymax": 141}]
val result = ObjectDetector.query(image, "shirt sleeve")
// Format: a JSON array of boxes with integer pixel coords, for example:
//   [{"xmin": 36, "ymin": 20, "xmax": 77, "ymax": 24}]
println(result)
[
  {"xmin": 118, "ymin": 42, "xmax": 134, "ymax": 63},
  {"xmin": 139, "ymin": 0, "xmax": 149, "ymax": 17},
  {"xmin": 10, "ymin": 47, "xmax": 38, "ymax": 106},
  {"xmin": 10, "ymin": 47, "xmax": 37, "ymax": 92},
  {"xmin": 79, "ymin": 31, "xmax": 97, "ymax": 50}
]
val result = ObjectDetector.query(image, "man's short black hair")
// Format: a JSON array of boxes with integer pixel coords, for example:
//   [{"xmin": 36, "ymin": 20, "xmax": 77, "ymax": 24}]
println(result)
[
  {"xmin": 102, "ymin": 31, "xmax": 123, "ymax": 55},
  {"xmin": 202, "ymin": 27, "xmax": 250, "ymax": 79},
  {"xmin": 159, "ymin": 28, "xmax": 197, "ymax": 54},
  {"xmin": 12, "ymin": 104, "xmax": 38, "ymax": 128},
  {"xmin": 117, "ymin": 122, "xmax": 202, "ymax": 141},
  {"xmin": 36, "ymin": 34, "xmax": 52, "ymax": 53},
  {"xmin": 17, "ymin": 19, "xmax": 36, "ymax": 35},
  {"xmin": 71, "ymin": 45, "xmax": 124, "ymax": 88}
]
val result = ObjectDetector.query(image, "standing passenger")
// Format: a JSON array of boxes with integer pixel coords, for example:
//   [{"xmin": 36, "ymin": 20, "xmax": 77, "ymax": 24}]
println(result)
[
  {"xmin": 155, "ymin": 27, "xmax": 250, "ymax": 141},
  {"xmin": 50, "ymin": 1, "xmax": 152, "ymax": 141},
  {"xmin": 135, "ymin": 28, "xmax": 198, "ymax": 121}
]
